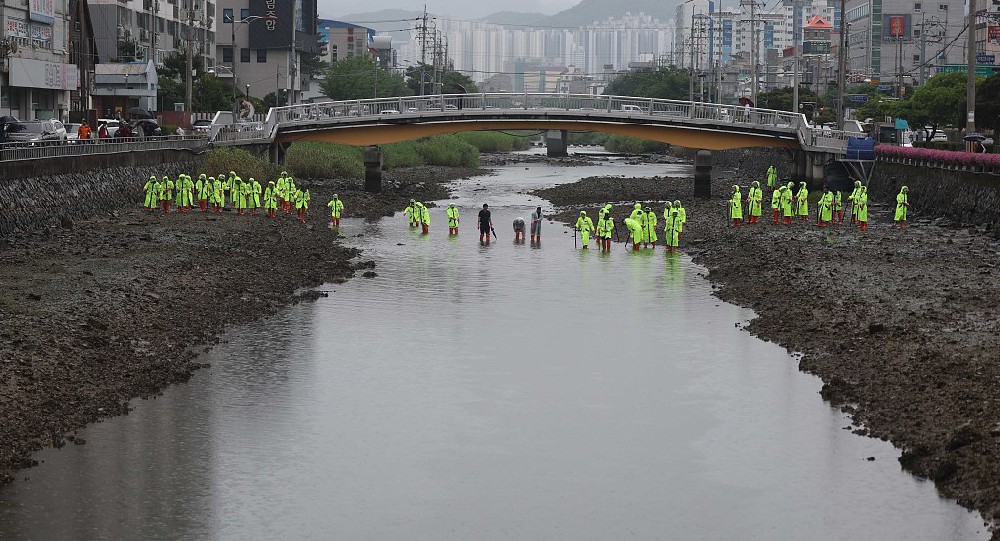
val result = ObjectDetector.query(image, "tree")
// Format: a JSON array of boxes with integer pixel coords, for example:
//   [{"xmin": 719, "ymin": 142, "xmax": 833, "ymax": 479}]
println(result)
[
  {"xmin": 116, "ymin": 39, "xmax": 145, "ymax": 62},
  {"xmin": 300, "ymin": 22, "xmax": 330, "ymax": 80},
  {"xmin": 892, "ymin": 72, "xmax": 977, "ymax": 139},
  {"xmin": 155, "ymin": 52, "xmax": 232, "ymax": 112},
  {"xmin": 261, "ymin": 90, "xmax": 290, "ymax": 109},
  {"xmin": 756, "ymin": 85, "xmax": 820, "ymax": 112},
  {"xmin": 603, "ymin": 67, "xmax": 690, "ymax": 100},
  {"xmin": 319, "ymin": 56, "xmax": 410, "ymax": 100},
  {"xmin": 404, "ymin": 63, "xmax": 479, "ymax": 95}
]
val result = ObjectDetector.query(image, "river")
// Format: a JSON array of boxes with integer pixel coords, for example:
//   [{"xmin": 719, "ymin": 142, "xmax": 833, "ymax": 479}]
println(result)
[{"xmin": 0, "ymin": 151, "xmax": 989, "ymax": 540}]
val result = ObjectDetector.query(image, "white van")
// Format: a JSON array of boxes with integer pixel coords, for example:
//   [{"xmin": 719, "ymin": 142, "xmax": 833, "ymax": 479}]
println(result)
[{"xmin": 621, "ymin": 104, "xmax": 644, "ymax": 113}]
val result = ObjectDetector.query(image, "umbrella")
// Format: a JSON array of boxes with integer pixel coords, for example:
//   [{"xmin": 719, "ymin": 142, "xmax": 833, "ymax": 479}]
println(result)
[
  {"xmin": 126, "ymin": 107, "xmax": 153, "ymax": 119},
  {"xmin": 738, "ymin": 96, "xmax": 755, "ymax": 108},
  {"xmin": 0, "ymin": 115, "xmax": 19, "ymax": 124},
  {"xmin": 963, "ymin": 133, "xmax": 986, "ymax": 142}
]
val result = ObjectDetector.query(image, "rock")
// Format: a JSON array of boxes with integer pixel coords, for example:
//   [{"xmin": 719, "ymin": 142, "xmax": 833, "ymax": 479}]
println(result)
[
  {"xmin": 60, "ymin": 216, "xmax": 74, "ymax": 229},
  {"xmin": 362, "ymin": 271, "xmax": 377, "ymax": 278},
  {"xmin": 27, "ymin": 293, "xmax": 41, "ymax": 301},
  {"xmin": 946, "ymin": 424, "xmax": 982, "ymax": 451}
]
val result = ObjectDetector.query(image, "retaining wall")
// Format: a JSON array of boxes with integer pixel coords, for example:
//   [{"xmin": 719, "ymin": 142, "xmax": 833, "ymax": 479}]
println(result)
[
  {"xmin": 0, "ymin": 162, "xmax": 197, "ymax": 237},
  {"xmin": 869, "ymin": 163, "xmax": 1000, "ymax": 226}
]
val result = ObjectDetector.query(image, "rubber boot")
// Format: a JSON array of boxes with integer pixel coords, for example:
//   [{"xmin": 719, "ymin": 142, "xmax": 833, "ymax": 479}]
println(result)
[
  {"xmin": 530, "ymin": 234, "xmax": 535, "ymax": 243},
  {"xmin": 632, "ymin": 241, "xmax": 640, "ymax": 251},
  {"xmin": 422, "ymin": 224, "xmax": 429, "ymax": 234}
]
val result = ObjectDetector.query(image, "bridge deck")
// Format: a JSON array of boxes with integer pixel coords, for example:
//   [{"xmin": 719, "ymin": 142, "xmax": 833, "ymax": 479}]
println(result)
[{"xmin": 210, "ymin": 93, "xmax": 850, "ymax": 155}]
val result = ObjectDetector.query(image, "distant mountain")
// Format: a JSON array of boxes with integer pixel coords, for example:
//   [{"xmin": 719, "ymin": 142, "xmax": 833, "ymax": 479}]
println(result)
[
  {"xmin": 482, "ymin": 0, "xmax": 678, "ymax": 28},
  {"xmin": 478, "ymin": 11, "xmax": 552, "ymax": 26}
]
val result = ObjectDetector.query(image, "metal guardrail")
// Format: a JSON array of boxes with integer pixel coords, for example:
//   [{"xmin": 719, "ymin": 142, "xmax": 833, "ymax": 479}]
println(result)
[
  {"xmin": 0, "ymin": 135, "xmax": 209, "ymax": 161},
  {"xmin": 210, "ymin": 93, "xmax": 850, "ymax": 154}
]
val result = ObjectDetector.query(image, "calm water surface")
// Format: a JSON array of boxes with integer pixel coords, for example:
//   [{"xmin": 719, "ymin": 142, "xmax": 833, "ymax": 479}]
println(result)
[{"xmin": 0, "ymin": 152, "xmax": 988, "ymax": 540}]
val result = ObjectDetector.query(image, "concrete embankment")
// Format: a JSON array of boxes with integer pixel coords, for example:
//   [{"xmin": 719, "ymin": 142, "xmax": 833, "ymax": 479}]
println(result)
[
  {"xmin": 0, "ymin": 162, "xmax": 196, "ymax": 237},
  {"xmin": 707, "ymin": 148, "xmax": 1000, "ymax": 230}
]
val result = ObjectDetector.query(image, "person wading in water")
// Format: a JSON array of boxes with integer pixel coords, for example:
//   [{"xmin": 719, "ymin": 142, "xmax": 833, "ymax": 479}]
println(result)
[{"xmin": 478, "ymin": 203, "xmax": 493, "ymax": 244}]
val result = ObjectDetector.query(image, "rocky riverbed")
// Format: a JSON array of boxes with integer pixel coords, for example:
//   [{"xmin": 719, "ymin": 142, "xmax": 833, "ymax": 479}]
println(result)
[
  {"xmin": 535, "ymin": 173, "xmax": 1000, "ymax": 539},
  {"xmin": 0, "ymin": 165, "xmax": 471, "ymax": 486}
]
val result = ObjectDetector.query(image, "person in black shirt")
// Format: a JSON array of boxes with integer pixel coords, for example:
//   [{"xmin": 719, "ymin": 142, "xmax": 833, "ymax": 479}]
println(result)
[{"xmin": 478, "ymin": 203, "xmax": 492, "ymax": 244}]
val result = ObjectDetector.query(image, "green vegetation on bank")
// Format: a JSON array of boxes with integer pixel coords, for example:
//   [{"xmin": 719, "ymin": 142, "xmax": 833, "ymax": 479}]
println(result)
[
  {"xmin": 603, "ymin": 135, "xmax": 669, "ymax": 154},
  {"xmin": 456, "ymin": 132, "xmax": 533, "ymax": 152},
  {"xmin": 199, "ymin": 147, "xmax": 280, "ymax": 183}
]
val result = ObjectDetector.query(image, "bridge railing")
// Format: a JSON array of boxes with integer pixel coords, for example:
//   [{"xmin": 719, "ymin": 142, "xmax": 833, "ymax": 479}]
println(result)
[
  {"xmin": 226, "ymin": 93, "xmax": 846, "ymax": 153},
  {"xmin": 0, "ymin": 135, "xmax": 209, "ymax": 161}
]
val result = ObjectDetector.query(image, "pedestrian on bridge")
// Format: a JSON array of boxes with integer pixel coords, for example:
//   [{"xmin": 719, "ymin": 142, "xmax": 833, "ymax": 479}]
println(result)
[
  {"xmin": 729, "ymin": 185, "xmax": 743, "ymax": 227},
  {"xmin": 894, "ymin": 186, "xmax": 910, "ymax": 229},
  {"xmin": 513, "ymin": 217, "xmax": 526, "ymax": 242},
  {"xmin": 143, "ymin": 176, "xmax": 160, "ymax": 212},
  {"xmin": 645, "ymin": 207, "xmax": 658, "ymax": 249},
  {"xmin": 796, "ymin": 182, "xmax": 809, "ymax": 223},
  {"xmin": 446, "ymin": 203, "xmax": 460, "ymax": 235},
  {"xmin": 747, "ymin": 181, "xmax": 763, "ymax": 224},
  {"xmin": 530, "ymin": 206, "xmax": 543, "ymax": 244},
  {"xmin": 478, "ymin": 204, "xmax": 492, "ymax": 243},
  {"xmin": 848, "ymin": 180, "xmax": 862, "ymax": 224},
  {"xmin": 328, "ymin": 194, "xmax": 345, "ymax": 227}
]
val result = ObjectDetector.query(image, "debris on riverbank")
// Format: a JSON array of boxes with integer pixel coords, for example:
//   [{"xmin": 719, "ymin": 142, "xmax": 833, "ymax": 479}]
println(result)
[
  {"xmin": 536, "ymin": 173, "xmax": 1000, "ymax": 538},
  {"xmin": 0, "ymin": 165, "xmax": 465, "ymax": 486}
]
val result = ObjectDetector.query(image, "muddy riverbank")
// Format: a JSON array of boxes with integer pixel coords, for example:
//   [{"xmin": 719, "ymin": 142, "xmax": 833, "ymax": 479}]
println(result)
[
  {"xmin": 0, "ymin": 166, "xmax": 469, "ymax": 486},
  {"xmin": 536, "ymin": 173, "xmax": 1000, "ymax": 539}
]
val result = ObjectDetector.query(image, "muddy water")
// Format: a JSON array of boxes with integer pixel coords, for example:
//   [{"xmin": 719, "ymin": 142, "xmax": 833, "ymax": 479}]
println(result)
[{"xmin": 0, "ymin": 152, "xmax": 989, "ymax": 540}]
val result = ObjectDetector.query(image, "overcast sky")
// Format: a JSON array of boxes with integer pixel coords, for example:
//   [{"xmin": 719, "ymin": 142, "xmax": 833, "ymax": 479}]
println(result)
[{"xmin": 318, "ymin": 0, "xmax": 580, "ymax": 20}]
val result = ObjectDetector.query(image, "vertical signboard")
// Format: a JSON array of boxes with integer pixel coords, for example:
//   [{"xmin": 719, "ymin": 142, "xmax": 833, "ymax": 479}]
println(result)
[
  {"xmin": 249, "ymin": 0, "xmax": 291, "ymax": 49},
  {"xmin": 882, "ymin": 14, "xmax": 911, "ymax": 40}
]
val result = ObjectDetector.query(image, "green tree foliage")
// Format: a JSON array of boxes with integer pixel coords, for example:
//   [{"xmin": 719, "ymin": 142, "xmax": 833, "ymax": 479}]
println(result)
[
  {"xmin": 603, "ymin": 67, "xmax": 690, "ymax": 99},
  {"xmin": 891, "ymin": 72, "xmax": 978, "ymax": 138},
  {"xmin": 975, "ymin": 73, "xmax": 1000, "ymax": 135},
  {"xmin": 319, "ymin": 56, "xmax": 411, "ymax": 100},
  {"xmin": 156, "ymin": 52, "xmax": 233, "ymax": 112},
  {"xmin": 756, "ymin": 85, "xmax": 820, "ymax": 112},
  {"xmin": 403, "ymin": 63, "xmax": 479, "ymax": 95}
]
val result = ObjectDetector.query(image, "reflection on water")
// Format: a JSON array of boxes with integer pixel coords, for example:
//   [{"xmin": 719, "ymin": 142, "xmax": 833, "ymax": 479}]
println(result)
[{"xmin": 0, "ymin": 157, "xmax": 988, "ymax": 541}]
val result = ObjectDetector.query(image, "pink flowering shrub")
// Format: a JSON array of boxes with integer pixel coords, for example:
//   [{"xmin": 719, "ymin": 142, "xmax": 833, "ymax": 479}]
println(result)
[{"xmin": 876, "ymin": 145, "xmax": 1000, "ymax": 170}]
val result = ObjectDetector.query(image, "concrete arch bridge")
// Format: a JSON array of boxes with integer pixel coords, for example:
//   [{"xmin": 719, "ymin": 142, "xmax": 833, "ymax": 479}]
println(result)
[{"xmin": 210, "ymin": 93, "xmax": 853, "ymax": 189}]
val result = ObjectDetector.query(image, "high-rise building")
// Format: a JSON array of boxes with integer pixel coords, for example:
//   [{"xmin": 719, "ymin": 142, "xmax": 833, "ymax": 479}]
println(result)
[
  {"xmin": 214, "ymin": 0, "xmax": 318, "ymax": 105},
  {"xmin": 844, "ymin": 0, "xmax": 963, "ymax": 85}
]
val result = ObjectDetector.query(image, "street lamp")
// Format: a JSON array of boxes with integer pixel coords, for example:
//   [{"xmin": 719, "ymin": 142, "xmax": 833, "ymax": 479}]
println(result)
[
  {"xmin": 227, "ymin": 14, "xmax": 272, "ymax": 104},
  {"xmin": 246, "ymin": 83, "xmax": 250, "ymax": 100}
]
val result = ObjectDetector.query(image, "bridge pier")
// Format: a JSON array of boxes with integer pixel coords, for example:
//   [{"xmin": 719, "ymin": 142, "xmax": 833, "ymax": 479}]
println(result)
[
  {"xmin": 269, "ymin": 142, "xmax": 290, "ymax": 165},
  {"xmin": 545, "ymin": 130, "xmax": 569, "ymax": 158},
  {"xmin": 363, "ymin": 145, "xmax": 384, "ymax": 193},
  {"xmin": 694, "ymin": 150, "xmax": 712, "ymax": 199}
]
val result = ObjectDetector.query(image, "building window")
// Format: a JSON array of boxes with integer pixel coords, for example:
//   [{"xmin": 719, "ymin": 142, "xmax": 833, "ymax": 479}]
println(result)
[
  {"xmin": 222, "ymin": 8, "xmax": 233, "ymax": 23},
  {"xmin": 241, "ymin": 48, "xmax": 250, "ymax": 62},
  {"xmin": 914, "ymin": 2, "xmax": 921, "ymax": 9},
  {"xmin": 331, "ymin": 43, "xmax": 337, "ymax": 61},
  {"xmin": 240, "ymin": 8, "xmax": 250, "ymax": 21},
  {"xmin": 938, "ymin": 3, "xmax": 947, "ymax": 9},
  {"xmin": 913, "ymin": 54, "xmax": 920, "ymax": 61},
  {"xmin": 222, "ymin": 46, "xmax": 233, "ymax": 63},
  {"xmin": 257, "ymin": 49, "xmax": 267, "ymax": 62}
]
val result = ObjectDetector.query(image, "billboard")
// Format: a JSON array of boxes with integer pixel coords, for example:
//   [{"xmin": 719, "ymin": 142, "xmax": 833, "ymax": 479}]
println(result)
[
  {"xmin": 29, "ymin": 0, "xmax": 54, "ymax": 25},
  {"xmin": 883, "ymin": 14, "xmax": 911, "ymax": 40},
  {"xmin": 248, "ymin": 0, "xmax": 291, "ymax": 49},
  {"xmin": 989, "ymin": 25, "xmax": 1000, "ymax": 42}
]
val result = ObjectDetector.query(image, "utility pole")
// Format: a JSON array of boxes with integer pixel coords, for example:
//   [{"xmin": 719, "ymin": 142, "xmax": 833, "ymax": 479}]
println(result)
[
  {"xmin": 918, "ymin": 14, "xmax": 927, "ymax": 85},
  {"xmin": 689, "ymin": 10, "xmax": 697, "ymax": 101},
  {"xmin": 185, "ymin": 0, "xmax": 195, "ymax": 113},
  {"xmin": 966, "ymin": 0, "xmax": 977, "ymax": 136},
  {"xmin": 792, "ymin": 0, "xmax": 802, "ymax": 118},
  {"xmin": 419, "ymin": 6, "xmax": 428, "ymax": 95},
  {"xmin": 836, "ymin": 0, "xmax": 847, "ymax": 128}
]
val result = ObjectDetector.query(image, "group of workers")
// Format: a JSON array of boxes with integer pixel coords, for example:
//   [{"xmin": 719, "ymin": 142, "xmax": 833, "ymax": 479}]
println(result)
[
  {"xmin": 141, "ymin": 171, "xmax": 348, "ymax": 226},
  {"xmin": 728, "ymin": 170, "xmax": 912, "ymax": 231},
  {"xmin": 573, "ymin": 201, "xmax": 688, "ymax": 252}
]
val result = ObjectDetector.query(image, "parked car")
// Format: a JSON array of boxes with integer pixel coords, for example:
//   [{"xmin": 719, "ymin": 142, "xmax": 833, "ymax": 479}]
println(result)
[
  {"xmin": 97, "ymin": 118, "xmax": 121, "ymax": 138},
  {"xmin": 5, "ymin": 120, "xmax": 68, "ymax": 145},
  {"xmin": 192, "ymin": 119, "xmax": 213, "ymax": 134},
  {"xmin": 65, "ymin": 123, "xmax": 82, "ymax": 143}
]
